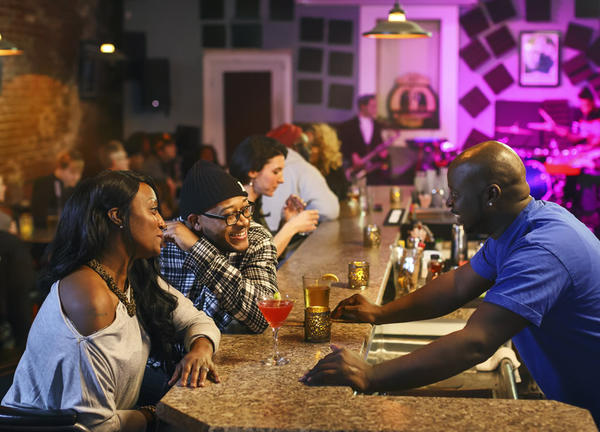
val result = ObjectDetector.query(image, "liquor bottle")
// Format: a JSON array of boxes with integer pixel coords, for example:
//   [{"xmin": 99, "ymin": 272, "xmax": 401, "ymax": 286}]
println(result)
[{"xmin": 426, "ymin": 254, "xmax": 443, "ymax": 282}]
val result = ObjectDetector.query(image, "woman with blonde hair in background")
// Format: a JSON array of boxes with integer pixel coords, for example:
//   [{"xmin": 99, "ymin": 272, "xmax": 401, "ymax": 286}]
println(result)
[{"xmin": 308, "ymin": 123, "xmax": 349, "ymax": 202}]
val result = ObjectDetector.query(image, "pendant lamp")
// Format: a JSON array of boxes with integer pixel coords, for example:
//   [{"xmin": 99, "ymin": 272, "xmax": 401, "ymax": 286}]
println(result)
[
  {"xmin": 363, "ymin": 2, "xmax": 431, "ymax": 39},
  {"xmin": 0, "ymin": 34, "xmax": 23, "ymax": 56}
]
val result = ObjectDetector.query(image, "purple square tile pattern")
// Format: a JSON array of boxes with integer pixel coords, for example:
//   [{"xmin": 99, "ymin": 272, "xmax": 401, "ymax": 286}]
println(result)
[
  {"xmin": 587, "ymin": 37, "xmax": 600, "ymax": 66},
  {"xmin": 485, "ymin": 25, "xmax": 517, "ymax": 58},
  {"xmin": 460, "ymin": 6, "xmax": 490, "ymax": 38},
  {"xmin": 483, "ymin": 63, "xmax": 514, "ymax": 95},
  {"xmin": 562, "ymin": 53, "xmax": 588, "ymax": 75},
  {"xmin": 569, "ymin": 67, "xmax": 594, "ymax": 85},
  {"xmin": 460, "ymin": 38, "xmax": 491, "ymax": 71},
  {"xmin": 563, "ymin": 53, "xmax": 593, "ymax": 85},
  {"xmin": 484, "ymin": 0, "xmax": 517, "ymax": 24},
  {"xmin": 526, "ymin": 0, "xmax": 551, "ymax": 22},
  {"xmin": 564, "ymin": 22, "xmax": 594, "ymax": 51},
  {"xmin": 463, "ymin": 128, "xmax": 491, "ymax": 150},
  {"xmin": 459, "ymin": 86, "xmax": 490, "ymax": 118}
]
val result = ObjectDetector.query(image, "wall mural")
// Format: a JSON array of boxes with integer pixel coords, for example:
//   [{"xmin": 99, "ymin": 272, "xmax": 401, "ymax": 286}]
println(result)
[{"xmin": 386, "ymin": 73, "xmax": 439, "ymax": 129}]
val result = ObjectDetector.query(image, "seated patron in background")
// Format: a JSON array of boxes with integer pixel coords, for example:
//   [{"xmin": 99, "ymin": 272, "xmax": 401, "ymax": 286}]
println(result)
[
  {"xmin": 125, "ymin": 132, "xmax": 150, "ymax": 173},
  {"xmin": 0, "ymin": 175, "xmax": 16, "ymax": 234},
  {"xmin": 301, "ymin": 141, "xmax": 600, "ymax": 426},
  {"xmin": 31, "ymin": 149, "xmax": 84, "ymax": 229},
  {"xmin": 263, "ymin": 123, "xmax": 339, "ymax": 232},
  {"xmin": 336, "ymin": 94, "xmax": 388, "ymax": 184},
  {"xmin": 308, "ymin": 123, "xmax": 350, "ymax": 202},
  {"xmin": 181, "ymin": 143, "xmax": 222, "ymax": 181},
  {"xmin": 159, "ymin": 160, "xmax": 278, "ymax": 334},
  {"xmin": 229, "ymin": 135, "xmax": 320, "ymax": 258},
  {"xmin": 2, "ymin": 171, "xmax": 221, "ymax": 432},
  {"xmin": 141, "ymin": 133, "xmax": 180, "ymax": 218},
  {"xmin": 0, "ymin": 175, "xmax": 34, "ymax": 347},
  {"xmin": 99, "ymin": 140, "xmax": 130, "ymax": 171},
  {"xmin": 0, "ymin": 230, "xmax": 35, "ymax": 349}
]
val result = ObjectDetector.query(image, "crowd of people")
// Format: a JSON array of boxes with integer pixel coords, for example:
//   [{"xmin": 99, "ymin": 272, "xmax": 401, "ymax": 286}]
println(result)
[
  {"xmin": 0, "ymin": 95, "xmax": 599, "ymax": 430},
  {"xmin": 0, "ymin": 110, "xmax": 382, "ymax": 431}
]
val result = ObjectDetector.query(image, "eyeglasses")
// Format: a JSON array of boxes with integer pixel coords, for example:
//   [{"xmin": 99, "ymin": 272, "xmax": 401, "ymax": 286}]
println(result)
[{"xmin": 202, "ymin": 202, "xmax": 255, "ymax": 226}]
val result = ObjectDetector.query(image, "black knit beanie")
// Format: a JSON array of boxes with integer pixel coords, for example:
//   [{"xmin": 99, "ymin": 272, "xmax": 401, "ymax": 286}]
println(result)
[{"xmin": 179, "ymin": 160, "xmax": 248, "ymax": 218}]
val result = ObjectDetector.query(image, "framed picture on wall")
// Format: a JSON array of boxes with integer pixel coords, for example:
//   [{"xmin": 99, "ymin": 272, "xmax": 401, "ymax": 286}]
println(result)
[{"xmin": 519, "ymin": 31, "xmax": 560, "ymax": 87}]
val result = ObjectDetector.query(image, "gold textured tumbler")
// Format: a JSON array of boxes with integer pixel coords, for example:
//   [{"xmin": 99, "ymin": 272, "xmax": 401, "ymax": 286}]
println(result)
[
  {"xmin": 363, "ymin": 224, "xmax": 381, "ymax": 247},
  {"xmin": 304, "ymin": 306, "xmax": 331, "ymax": 343},
  {"xmin": 348, "ymin": 260, "xmax": 369, "ymax": 290}
]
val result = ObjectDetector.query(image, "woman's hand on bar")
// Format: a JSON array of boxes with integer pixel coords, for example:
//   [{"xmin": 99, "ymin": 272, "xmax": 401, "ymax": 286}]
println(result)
[
  {"xmin": 168, "ymin": 337, "xmax": 220, "ymax": 388},
  {"xmin": 331, "ymin": 294, "xmax": 381, "ymax": 324},
  {"xmin": 299, "ymin": 344, "xmax": 373, "ymax": 393}
]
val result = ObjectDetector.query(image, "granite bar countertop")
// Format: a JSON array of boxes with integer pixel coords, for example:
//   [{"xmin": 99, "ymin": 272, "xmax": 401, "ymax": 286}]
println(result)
[
  {"xmin": 157, "ymin": 186, "xmax": 597, "ymax": 431},
  {"xmin": 158, "ymin": 330, "xmax": 596, "ymax": 432}
]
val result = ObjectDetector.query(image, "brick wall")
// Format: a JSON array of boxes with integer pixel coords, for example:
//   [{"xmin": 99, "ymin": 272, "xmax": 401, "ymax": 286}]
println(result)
[{"xmin": 0, "ymin": 0, "xmax": 122, "ymax": 204}]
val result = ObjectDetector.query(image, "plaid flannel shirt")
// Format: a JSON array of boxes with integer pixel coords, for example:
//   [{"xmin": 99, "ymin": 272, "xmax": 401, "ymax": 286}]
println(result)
[{"xmin": 160, "ymin": 221, "xmax": 278, "ymax": 333}]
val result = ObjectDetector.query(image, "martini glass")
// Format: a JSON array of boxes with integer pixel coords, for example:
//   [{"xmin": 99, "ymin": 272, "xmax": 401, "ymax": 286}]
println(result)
[{"xmin": 257, "ymin": 294, "xmax": 294, "ymax": 366}]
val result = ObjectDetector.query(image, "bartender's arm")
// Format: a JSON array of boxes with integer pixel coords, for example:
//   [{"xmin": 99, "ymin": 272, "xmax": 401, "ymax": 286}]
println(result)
[
  {"xmin": 333, "ymin": 263, "xmax": 493, "ymax": 324},
  {"xmin": 301, "ymin": 301, "xmax": 529, "ymax": 393}
]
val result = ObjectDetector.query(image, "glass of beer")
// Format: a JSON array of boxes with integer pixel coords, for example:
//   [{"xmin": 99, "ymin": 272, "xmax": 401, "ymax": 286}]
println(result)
[{"xmin": 302, "ymin": 275, "xmax": 331, "ymax": 308}]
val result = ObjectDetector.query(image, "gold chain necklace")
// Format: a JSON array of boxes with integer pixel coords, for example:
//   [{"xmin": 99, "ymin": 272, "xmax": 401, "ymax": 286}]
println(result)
[{"xmin": 86, "ymin": 259, "xmax": 136, "ymax": 317}]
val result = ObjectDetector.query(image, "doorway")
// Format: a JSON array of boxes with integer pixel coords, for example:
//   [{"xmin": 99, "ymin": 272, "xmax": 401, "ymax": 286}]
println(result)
[
  {"xmin": 223, "ymin": 71, "xmax": 271, "ymax": 164},
  {"xmin": 203, "ymin": 50, "xmax": 292, "ymax": 164}
]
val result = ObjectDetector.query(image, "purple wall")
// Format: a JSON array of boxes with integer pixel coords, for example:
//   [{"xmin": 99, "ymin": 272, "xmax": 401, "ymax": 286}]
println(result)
[{"xmin": 457, "ymin": 0, "xmax": 600, "ymax": 148}]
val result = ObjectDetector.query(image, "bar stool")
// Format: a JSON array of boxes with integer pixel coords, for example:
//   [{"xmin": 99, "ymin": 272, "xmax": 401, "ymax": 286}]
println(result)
[{"xmin": 0, "ymin": 406, "xmax": 91, "ymax": 431}]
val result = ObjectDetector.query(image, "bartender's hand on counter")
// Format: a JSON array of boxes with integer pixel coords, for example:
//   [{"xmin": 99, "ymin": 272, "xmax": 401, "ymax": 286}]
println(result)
[
  {"xmin": 299, "ymin": 344, "xmax": 373, "ymax": 393},
  {"xmin": 162, "ymin": 220, "xmax": 200, "ymax": 252},
  {"xmin": 332, "ymin": 294, "xmax": 382, "ymax": 324},
  {"xmin": 169, "ymin": 337, "xmax": 220, "ymax": 388}
]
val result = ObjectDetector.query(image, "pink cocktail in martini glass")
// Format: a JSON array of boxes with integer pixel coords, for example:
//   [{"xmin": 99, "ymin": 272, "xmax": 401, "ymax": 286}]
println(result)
[{"xmin": 258, "ymin": 296, "xmax": 294, "ymax": 366}]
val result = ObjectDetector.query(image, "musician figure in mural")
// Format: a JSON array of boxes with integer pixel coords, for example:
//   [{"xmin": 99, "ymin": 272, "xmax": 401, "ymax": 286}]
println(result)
[{"xmin": 337, "ymin": 94, "xmax": 390, "ymax": 184}]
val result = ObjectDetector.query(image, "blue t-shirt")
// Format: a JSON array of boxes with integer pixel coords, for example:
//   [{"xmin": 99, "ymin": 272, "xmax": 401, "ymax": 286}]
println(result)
[{"xmin": 470, "ymin": 198, "xmax": 600, "ymax": 421}]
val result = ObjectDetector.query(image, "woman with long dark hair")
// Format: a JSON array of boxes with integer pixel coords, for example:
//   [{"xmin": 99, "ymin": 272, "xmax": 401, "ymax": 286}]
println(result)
[
  {"xmin": 2, "ymin": 171, "xmax": 220, "ymax": 432},
  {"xmin": 229, "ymin": 135, "xmax": 319, "ymax": 258}
]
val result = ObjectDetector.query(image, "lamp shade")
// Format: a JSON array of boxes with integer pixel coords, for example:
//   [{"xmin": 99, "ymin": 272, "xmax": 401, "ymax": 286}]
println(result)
[
  {"xmin": 0, "ymin": 34, "xmax": 22, "ymax": 56},
  {"xmin": 363, "ymin": 2, "xmax": 431, "ymax": 39}
]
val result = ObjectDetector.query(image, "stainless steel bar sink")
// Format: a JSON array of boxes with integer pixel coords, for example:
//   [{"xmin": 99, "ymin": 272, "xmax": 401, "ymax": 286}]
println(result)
[{"xmin": 365, "ymin": 319, "xmax": 518, "ymax": 399}]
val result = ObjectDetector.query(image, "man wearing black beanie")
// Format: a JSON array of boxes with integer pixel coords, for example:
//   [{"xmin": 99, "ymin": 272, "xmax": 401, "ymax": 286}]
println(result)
[
  {"xmin": 160, "ymin": 160, "xmax": 279, "ymax": 334},
  {"xmin": 139, "ymin": 161, "xmax": 278, "ymax": 404}
]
